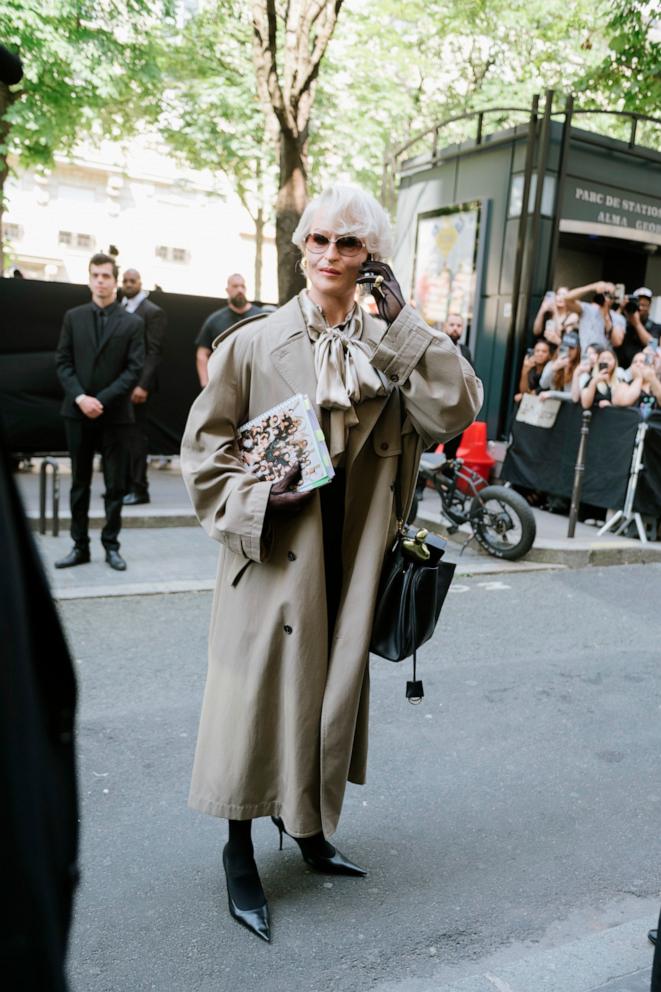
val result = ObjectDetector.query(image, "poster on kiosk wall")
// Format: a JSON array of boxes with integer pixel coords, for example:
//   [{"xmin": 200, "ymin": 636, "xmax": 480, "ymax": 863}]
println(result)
[{"xmin": 411, "ymin": 201, "xmax": 480, "ymax": 333}]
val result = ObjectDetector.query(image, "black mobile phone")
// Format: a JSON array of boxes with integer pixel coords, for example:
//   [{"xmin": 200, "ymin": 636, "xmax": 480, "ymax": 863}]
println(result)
[
  {"xmin": 598, "ymin": 361, "xmax": 609, "ymax": 371},
  {"xmin": 526, "ymin": 347, "xmax": 534, "ymax": 358}
]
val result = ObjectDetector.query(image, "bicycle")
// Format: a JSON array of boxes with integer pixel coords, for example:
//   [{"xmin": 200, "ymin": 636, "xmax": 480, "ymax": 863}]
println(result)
[{"xmin": 408, "ymin": 453, "xmax": 536, "ymax": 561}]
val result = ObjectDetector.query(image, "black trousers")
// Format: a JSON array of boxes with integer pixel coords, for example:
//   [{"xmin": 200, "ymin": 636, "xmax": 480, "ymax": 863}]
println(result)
[
  {"xmin": 320, "ymin": 469, "xmax": 346, "ymax": 651},
  {"xmin": 126, "ymin": 401, "xmax": 149, "ymax": 497},
  {"xmin": 65, "ymin": 418, "xmax": 129, "ymax": 552}
]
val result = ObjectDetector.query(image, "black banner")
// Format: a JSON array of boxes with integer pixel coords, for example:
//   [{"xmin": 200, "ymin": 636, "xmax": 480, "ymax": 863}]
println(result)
[
  {"xmin": 0, "ymin": 278, "xmax": 239, "ymax": 455},
  {"xmin": 502, "ymin": 403, "xmax": 661, "ymax": 515}
]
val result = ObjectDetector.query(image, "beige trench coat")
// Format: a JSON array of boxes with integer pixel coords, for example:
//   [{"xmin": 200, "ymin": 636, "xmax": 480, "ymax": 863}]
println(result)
[{"xmin": 181, "ymin": 297, "xmax": 482, "ymax": 838}]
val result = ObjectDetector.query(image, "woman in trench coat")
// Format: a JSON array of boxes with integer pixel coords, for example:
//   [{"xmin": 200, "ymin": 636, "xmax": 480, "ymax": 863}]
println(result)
[{"xmin": 181, "ymin": 185, "xmax": 482, "ymax": 942}]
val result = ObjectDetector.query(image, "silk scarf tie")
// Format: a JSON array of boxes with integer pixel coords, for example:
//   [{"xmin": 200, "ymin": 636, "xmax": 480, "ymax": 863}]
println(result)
[{"xmin": 298, "ymin": 290, "xmax": 387, "ymax": 464}]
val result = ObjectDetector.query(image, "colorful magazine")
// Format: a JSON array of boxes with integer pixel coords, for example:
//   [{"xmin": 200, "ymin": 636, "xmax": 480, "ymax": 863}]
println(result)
[{"xmin": 237, "ymin": 394, "xmax": 335, "ymax": 492}]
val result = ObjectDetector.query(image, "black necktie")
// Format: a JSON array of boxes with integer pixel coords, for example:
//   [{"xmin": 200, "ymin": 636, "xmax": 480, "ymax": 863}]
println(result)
[{"xmin": 95, "ymin": 308, "xmax": 107, "ymax": 348}]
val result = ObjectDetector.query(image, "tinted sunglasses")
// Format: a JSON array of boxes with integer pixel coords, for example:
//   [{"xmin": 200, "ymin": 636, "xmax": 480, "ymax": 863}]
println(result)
[{"xmin": 305, "ymin": 232, "xmax": 366, "ymax": 257}]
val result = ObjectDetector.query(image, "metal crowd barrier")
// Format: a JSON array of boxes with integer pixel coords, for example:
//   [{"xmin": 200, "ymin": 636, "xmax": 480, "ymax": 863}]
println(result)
[{"xmin": 39, "ymin": 457, "xmax": 60, "ymax": 536}]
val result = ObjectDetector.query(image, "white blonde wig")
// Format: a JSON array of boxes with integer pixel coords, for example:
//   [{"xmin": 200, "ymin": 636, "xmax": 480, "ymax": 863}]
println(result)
[{"xmin": 292, "ymin": 184, "xmax": 393, "ymax": 260}]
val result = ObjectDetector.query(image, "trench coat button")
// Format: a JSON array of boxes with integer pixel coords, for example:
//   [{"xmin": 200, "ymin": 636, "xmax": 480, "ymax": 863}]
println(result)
[
  {"xmin": 287, "ymin": 551, "xmax": 297, "ymax": 561},
  {"xmin": 389, "ymin": 373, "xmax": 399, "ymax": 382},
  {"xmin": 380, "ymin": 442, "xmax": 389, "ymax": 451},
  {"xmin": 283, "ymin": 624, "xmax": 293, "ymax": 634}
]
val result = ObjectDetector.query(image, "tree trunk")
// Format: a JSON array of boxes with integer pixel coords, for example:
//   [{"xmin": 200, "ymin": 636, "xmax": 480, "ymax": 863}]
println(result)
[
  {"xmin": 254, "ymin": 204, "xmax": 264, "ymax": 301},
  {"xmin": 276, "ymin": 129, "xmax": 308, "ymax": 304}
]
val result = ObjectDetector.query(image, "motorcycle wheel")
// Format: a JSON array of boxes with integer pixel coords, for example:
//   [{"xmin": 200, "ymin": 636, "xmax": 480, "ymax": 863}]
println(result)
[{"xmin": 470, "ymin": 486, "xmax": 536, "ymax": 560}]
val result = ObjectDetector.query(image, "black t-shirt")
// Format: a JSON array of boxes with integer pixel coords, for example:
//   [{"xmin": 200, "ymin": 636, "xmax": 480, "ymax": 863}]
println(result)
[
  {"xmin": 585, "ymin": 375, "xmax": 612, "ymax": 407},
  {"xmin": 615, "ymin": 317, "xmax": 661, "ymax": 369},
  {"xmin": 195, "ymin": 304, "xmax": 263, "ymax": 349},
  {"xmin": 639, "ymin": 390, "xmax": 659, "ymax": 415}
]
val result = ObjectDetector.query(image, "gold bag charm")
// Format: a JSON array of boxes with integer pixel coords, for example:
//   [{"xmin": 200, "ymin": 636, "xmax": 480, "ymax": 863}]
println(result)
[{"xmin": 402, "ymin": 528, "xmax": 431, "ymax": 561}]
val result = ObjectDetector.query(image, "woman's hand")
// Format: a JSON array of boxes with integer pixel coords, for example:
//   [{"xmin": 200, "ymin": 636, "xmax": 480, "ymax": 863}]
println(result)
[
  {"xmin": 357, "ymin": 261, "xmax": 405, "ymax": 324},
  {"xmin": 267, "ymin": 464, "xmax": 313, "ymax": 519}
]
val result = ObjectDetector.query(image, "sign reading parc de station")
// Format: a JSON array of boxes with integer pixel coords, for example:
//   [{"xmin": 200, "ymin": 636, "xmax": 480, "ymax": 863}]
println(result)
[{"xmin": 561, "ymin": 177, "xmax": 661, "ymax": 244}]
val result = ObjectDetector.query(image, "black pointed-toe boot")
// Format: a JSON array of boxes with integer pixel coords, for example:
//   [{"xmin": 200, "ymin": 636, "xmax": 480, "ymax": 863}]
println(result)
[
  {"xmin": 222, "ymin": 844, "xmax": 271, "ymax": 942},
  {"xmin": 271, "ymin": 816, "xmax": 367, "ymax": 877}
]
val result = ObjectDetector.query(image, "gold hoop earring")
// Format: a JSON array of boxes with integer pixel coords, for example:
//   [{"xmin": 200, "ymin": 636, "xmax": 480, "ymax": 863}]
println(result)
[{"xmin": 299, "ymin": 256, "xmax": 308, "ymax": 274}]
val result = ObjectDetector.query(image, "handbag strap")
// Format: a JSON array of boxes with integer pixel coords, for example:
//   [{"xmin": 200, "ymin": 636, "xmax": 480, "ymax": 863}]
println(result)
[{"xmin": 406, "ymin": 574, "xmax": 424, "ymax": 704}]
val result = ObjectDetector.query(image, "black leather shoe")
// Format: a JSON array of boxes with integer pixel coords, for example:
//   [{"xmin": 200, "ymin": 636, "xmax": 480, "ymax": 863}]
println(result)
[
  {"xmin": 105, "ymin": 549, "xmax": 127, "ymax": 571},
  {"xmin": 222, "ymin": 846, "xmax": 270, "ymax": 942},
  {"xmin": 55, "ymin": 547, "xmax": 90, "ymax": 569},
  {"xmin": 123, "ymin": 493, "xmax": 150, "ymax": 505},
  {"xmin": 271, "ymin": 816, "xmax": 367, "ymax": 876},
  {"xmin": 649, "ymin": 929, "xmax": 658, "ymax": 946}
]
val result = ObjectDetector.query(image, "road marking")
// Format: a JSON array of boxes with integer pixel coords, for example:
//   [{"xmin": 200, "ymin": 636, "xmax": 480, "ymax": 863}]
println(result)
[
  {"xmin": 450, "ymin": 581, "xmax": 511, "ymax": 594},
  {"xmin": 485, "ymin": 975, "xmax": 516, "ymax": 992}
]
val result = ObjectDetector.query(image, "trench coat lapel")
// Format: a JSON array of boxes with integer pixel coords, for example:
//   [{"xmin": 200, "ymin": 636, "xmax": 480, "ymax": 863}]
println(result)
[{"xmin": 269, "ymin": 303, "xmax": 320, "ymax": 417}]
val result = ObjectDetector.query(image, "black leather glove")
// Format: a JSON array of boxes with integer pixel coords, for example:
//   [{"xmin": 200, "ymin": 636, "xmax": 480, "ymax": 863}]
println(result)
[
  {"xmin": 266, "ymin": 463, "xmax": 313, "ymax": 519},
  {"xmin": 357, "ymin": 260, "xmax": 406, "ymax": 324}
]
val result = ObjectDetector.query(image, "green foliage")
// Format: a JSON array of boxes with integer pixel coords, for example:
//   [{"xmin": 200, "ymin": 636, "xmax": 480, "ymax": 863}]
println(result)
[
  {"xmin": 157, "ymin": 2, "xmax": 277, "ymax": 218},
  {"xmin": 0, "ymin": 0, "xmax": 170, "ymax": 170},
  {"xmin": 578, "ymin": 0, "xmax": 661, "ymax": 117},
  {"xmin": 310, "ymin": 0, "xmax": 610, "ymax": 197}
]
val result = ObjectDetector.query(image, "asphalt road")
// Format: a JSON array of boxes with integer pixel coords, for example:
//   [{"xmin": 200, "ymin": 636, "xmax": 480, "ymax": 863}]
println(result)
[{"xmin": 61, "ymin": 565, "xmax": 661, "ymax": 992}]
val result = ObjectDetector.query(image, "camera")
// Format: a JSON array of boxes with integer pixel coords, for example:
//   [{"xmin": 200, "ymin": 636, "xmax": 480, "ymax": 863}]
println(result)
[
  {"xmin": 559, "ymin": 345, "xmax": 569, "ymax": 357},
  {"xmin": 644, "ymin": 354, "xmax": 653, "ymax": 366},
  {"xmin": 526, "ymin": 347, "xmax": 534, "ymax": 358},
  {"xmin": 598, "ymin": 361, "xmax": 609, "ymax": 372},
  {"xmin": 624, "ymin": 296, "xmax": 640, "ymax": 315},
  {"xmin": 593, "ymin": 292, "xmax": 605, "ymax": 305}
]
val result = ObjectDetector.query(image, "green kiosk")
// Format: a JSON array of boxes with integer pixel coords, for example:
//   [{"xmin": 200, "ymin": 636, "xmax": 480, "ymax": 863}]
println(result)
[{"xmin": 391, "ymin": 92, "xmax": 661, "ymax": 438}]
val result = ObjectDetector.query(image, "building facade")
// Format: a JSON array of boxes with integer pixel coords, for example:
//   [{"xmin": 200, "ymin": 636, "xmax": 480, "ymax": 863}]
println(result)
[{"xmin": 3, "ymin": 137, "xmax": 277, "ymax": 302}]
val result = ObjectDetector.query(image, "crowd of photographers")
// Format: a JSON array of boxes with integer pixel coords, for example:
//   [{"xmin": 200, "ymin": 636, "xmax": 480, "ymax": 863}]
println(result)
[{"xmin": 515, "ymin": 283, "xmax": 661, "ymax": 414}]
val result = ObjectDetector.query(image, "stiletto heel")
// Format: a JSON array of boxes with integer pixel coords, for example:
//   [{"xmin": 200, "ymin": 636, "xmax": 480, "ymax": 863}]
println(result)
[
  {"xmin": 269, "ymin": 817, "xmax": 367, "ymax": 876},
  {"xmin": 271, "ymin": 816, "xmax": 285, "ymax": 851},
  {"xmin": 222, "ymin": 845, "xmax": 271, "ymax": 942}
]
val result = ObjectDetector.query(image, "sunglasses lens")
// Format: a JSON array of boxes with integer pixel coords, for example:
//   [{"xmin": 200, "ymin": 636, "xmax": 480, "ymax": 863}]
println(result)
[
  {"xmin": 336, "ymin": 236, "xmax": 363, "ymax": 256},
  {"xmin": 306, "ymin": 233, "xmax": 330, "ymax": 252}
]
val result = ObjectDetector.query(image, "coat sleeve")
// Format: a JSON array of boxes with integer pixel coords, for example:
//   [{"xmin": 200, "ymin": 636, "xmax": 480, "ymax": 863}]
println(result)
[
  {"xmin": 368, "ymin": 305, "xmax": 483, "ymax": 446},
  {"xmin": 95, "ymin": 318, "xmax": 145, "ymax": 408},
  {"xmin": 55, "ymin": 312, "xmax": 84, "ymax": 402},
  {"xmin": 180, "ymin": 329, "xmax": 272, "ymax": 562},
  {"xmin": 139, "ymin": 305, "xmax": 167, "ymax": 391}
]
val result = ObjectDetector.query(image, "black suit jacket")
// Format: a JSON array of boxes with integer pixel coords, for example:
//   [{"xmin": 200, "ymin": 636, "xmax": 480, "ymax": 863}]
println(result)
[
  {"xmin": 133, "ymin": 297, "xmax": 166, "ymax": 392},
  {"xmin": 55, "ymin": 302, "xmax": 145, "ymax": 423},
  {"xmin": 460, "ymin": 343, "xmax": 474, "ymax": 368}
]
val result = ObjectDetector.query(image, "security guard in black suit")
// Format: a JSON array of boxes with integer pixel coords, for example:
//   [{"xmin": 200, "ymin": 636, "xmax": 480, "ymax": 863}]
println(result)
[
  {"xmin": 55, "ymin": 252, "xmax": 144, "ymax": 571},
  {"xmin": 120, "ymin": 268, "xmax": 167, "ymax": 504}
]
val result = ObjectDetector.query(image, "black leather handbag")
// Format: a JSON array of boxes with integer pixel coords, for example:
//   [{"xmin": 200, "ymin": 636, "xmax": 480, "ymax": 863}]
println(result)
[{"xmin": 370, "ymin": 481, "xmax": 456, "ymax": 702}]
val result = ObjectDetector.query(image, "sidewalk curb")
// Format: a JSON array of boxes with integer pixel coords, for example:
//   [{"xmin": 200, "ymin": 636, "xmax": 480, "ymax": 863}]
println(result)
[
  {"xmin": 52, "ymin": 578, "xmax": 216, "ymax": 600},
  {"xmin": 371, "ymin": 917, "xmax": 652, "ymax": 992},
  {"xmin": 29, "ymin": 511, "xmax": 198, "ymax": 530},
  {"xmin": 415, "ymin": 509, "xmax": 661, "ymax": 569}
]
